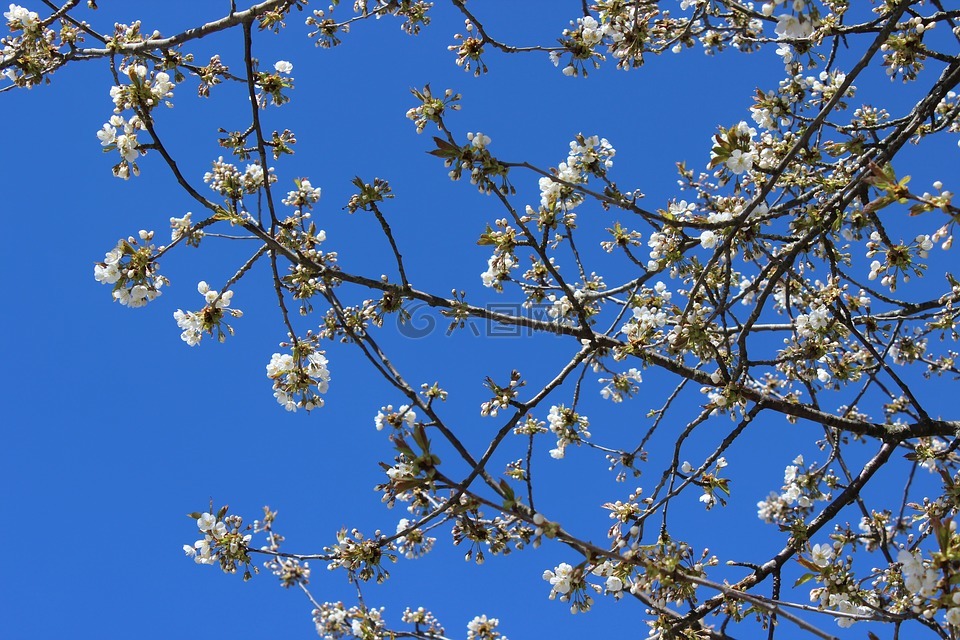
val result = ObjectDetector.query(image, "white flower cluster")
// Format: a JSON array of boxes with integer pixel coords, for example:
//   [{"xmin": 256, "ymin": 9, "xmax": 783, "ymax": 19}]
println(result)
[
  {"xmin": 664, "ymin": 197, "xmax": 752, "ymax": 252},
  {"xmin": 577, "ymin": 15, "xmax": 603, "ymax": 47},
  {"xmin": 113, "ymin": 280, "xmax": 160, "ymax": 307},
  {"xmin": 266, "ymin": 347, "xmax": 331, "ymax": 411},
  {"xmin": 594, "ymin": 5, "xmax": 643, "ymax": 68},
  {"xmin": 598, "ymin": 367, "xmax": 642, "ymax": 402},
  {"xmin": 401, "ymin": 607, "xmax": 444, "ymax": 637},
  {"xmin": 182, "ymin": 512, "xmax": 251, "ymax": 566},
  {"xmin": 621, "ymin": 282, "xmax": 672, "ymax": 339},
  {"xmin": 448, "ymin": 131, "xmax": 503, "ymax": 190},
  {"xmin": 385, "ymin": 457, "xmax": 415, "ymax": 482},
  {"xmin": 546, "ymin": 404, "xmax": 590, "ymax": 459},
  {"xmin": 794, "ymin": 304, "xmax": 831, "ymax": 338},
  {"xmin": 756, "ymin": 455, "xmax": 830, "ymax": 523},
  {"xmin": 763, "ymin": 1, "xmax": 816, "ymax": 40},
  {"xmin": 817, "ymin": 593, "xmax": 872, "ymax": 629},
  {"xmin": 265, "ymin": 555, "xmax": 311, "ymax": 588},
  {"xmin": 537, "ymin": 169, "xmax": 578, "ymax": 214},
  {"xmin": 751, "ymin": 87, "xmax": 792, "ymax": 129},
  {"xmin": 945, "ymin": 597, "xmax": 960, "ymax": 627},
  {"xmin": 809, "ymin": 542, "xmax": 834, "ymax": 567},
  {"xmin": 781, "ymin": 458, "xmax": 810, "ymax": 505},
  {"xmin": 888, "ymin": 546, "xmax": 960, "ymax": 628},
  {"xmin": 3, "ymin": 4, "xmax": 38, "ymax": 29},
  {"xmin": 736, "ymin": 275, "xmax": 758, "ymax": 305},
  {"xmin": 915, "ymin": 437, "xmax": 946, "ymax": 473},
  {"xmin": 204, "ymin": 156, "xmax": 242, "ymax": 194},
  {"xmin": 806, "ymin": 69, "xmax": 849, "ymax": 106},
  {"xmin": 592, "ymin": 560, "xmax": 626, "ymax": 597},
  {"xmin": 93, "ymin": 232, "xmax": 168, "ymax": 307},
  {"xmin": 717, "ymin": 121, "xmax": 758, "ymax": 175},
  {"xmin": 169, "ymin": 211, "xmax": 204, "ymax": 246},
  {"xmin": 882, "ymin": 16, "xmax": 939, "ymax": 81},
  {"xmin": 395, "ymin": 518, "xmax": 435, "ymax": 560},
  {"xmin": 198, "ymin": 281, "xmax": 233, "ymax": 307},
  {"xmin": 96, "ymin": 114, "xmax": 145, "ymax": 179},
  {"xmin": 543, "ymin": 562, "xmax": 577, "ymax": 598},
  {"xmin": 282, "ymin": 178, "xmax": 322, "ymax": 209},
  {"xmin": 697, "ymin": 456, "xmax": 728, "ymax": 508},
  {"xmin": 479, "ymin": 220, "xmax": 518, "ymax": 291},
  {"xmin": 241, "ymin": 163, "xmax": 267, "ymax": 190},
  {"xmin": 480, "ymin": 252, "xmax": 516, "ymax": 290},
  {"xmin": 753, "ymin": 77, "xmax": 805, "ymax": 131},
  {"xmin": 542, "ymin": 559, "xmax": 632, "ymax": 612},
  {"xmin": 932, "ymin": 216, "xmax": 954, "ymax": 251},
  {"xmin": 857, "ymin": 514, "xmax": 896, "ymax": 552},
  {"xmin": 755, "ymin": 71, "xmax": 857, "ymax": 135},
  {"xmin": 647, "ymin": 229, "xmax": 681, "ymax": 271},
  {"xmin": 550, "ymin": 16, "xmax": 602, "ymax": 76},
  {"xmin": 774, "ymin": 13, "xmax": 814, "ymax": 40},
  {"xmin": 95, "ymin": 64, "xmax": 174, "ymax": 178},
  {"xmin": 466, "ymin": 614, "xmax": 507, "ymax": 640},
  {"xmin": 374, "ymin": 404, "xmax": 417, "ymax": 431},
  {"xmin": 467, "ymin": 131, "xmax": 491, "ymax": 150},
  {"xmin": 803, "ymin": 542, "xmax": 875, "ymax": 629},
  {"xmin": 173, "ymin": 281, "xmax": 242, "ymax": 347},
  {"xmin": 899, "ymin": 549, "xmax": 939, "ymax": 598},
  {"xmin": 312, "ymin": 602, "xmax": 386, "ymax": 640},
  {"xmin": 866, "ymin": 233, "xmax": 933, "ymax": 291},
  {"xmin": 889, "ymin": 330, "xmax": 928, "ymax": 366},
  {"xmin": 2, "ymin": 4, "xmax": 62, "ymax": 87},
  {"xmin": 726, "ymin": 149, "xmax": 755, "ymax": 175},
  {"xmin": 531, "ymin": 134, "xmax": 615, "ymax": 228},
  {"xmin": 92, "ymin": 246, "xmax": 123, "ymax": 286},
  {"xmin": 546, "ymin": 294, "xmax": 574, "ymax": 323},
  {"xmin": 668, "ymin": 199, "xmax": 696, "ymax": 219},
  {"xmin": 698, "ymin": 229, "xmax": 718, "ymax": 249},
  {"xmin": 567, "ymin": 134, "xmax": 615, "ymax": 175},
  {"xmin": 700, "ymin": 381, "xmax": 734, "ymax": 416},
  {"xmin": 542, "ymin": 561, "xmax": 599, "ymax": 613},
  {"xmin": 109, "ymin": 64, "xmax": 174, "ymax": 111},
  {"xmin": 203, "ymin": 157, "xmax": 270, "ymax": 198},
  {"xmin": 406, "ymin": 85, "xmax": 461, "ymax": 134},
  {"xmin": 699, "ymin": 198, "xmax": 766, "ymax": 251}
]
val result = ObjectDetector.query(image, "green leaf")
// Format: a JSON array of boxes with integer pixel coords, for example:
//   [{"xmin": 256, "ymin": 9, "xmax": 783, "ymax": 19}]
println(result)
[
  {"xmin": 393, "ymin": 479, "xmax": 423, "ymax": 492},
  {"xmin": 412, "ymin": 425, "xmax": 430, "ymax": 451},
  {"xmin": 477, "ymin": 224, "xmax": 496, "ymax": 245},
  {"xmin": 793, "ymin": 572, "xmax": 815, "ymax": 587},
  {"xmin": 432, "ymin": 136, "xmax": 459, "ymax": 153},
  {"xmin": 213, "ymin": 207, "xmax": 238, "ymax": 222}
]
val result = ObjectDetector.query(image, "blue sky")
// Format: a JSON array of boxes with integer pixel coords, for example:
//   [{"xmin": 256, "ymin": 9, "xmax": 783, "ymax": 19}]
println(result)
[{"xmin": 2, "ymin": 2, "xmax": 958, "ymax": 639}]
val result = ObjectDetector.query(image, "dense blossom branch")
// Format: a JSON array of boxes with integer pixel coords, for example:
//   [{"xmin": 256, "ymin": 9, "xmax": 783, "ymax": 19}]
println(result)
[{"xmin": 14, "ymin": 0, "xmax": 960, "ymax": 637}]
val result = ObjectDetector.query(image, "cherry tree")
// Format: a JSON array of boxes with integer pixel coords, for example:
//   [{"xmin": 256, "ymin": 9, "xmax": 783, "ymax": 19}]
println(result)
[{"xmin": 5, "ymin": 0, "xmax": 960, "ymax": 638}]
